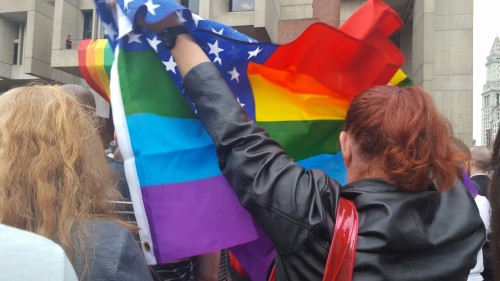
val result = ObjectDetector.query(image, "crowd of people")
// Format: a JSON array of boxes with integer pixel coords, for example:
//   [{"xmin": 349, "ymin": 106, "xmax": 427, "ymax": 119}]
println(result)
[{"xmin": 0, "ymin": 9, "xmax": 499, "ymax": 281}]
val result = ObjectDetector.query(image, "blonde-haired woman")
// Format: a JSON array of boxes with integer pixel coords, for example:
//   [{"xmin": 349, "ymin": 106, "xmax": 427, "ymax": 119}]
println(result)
[{"xmin": 0, "ymin": 85, "xmax": 153, "ymax": 281}]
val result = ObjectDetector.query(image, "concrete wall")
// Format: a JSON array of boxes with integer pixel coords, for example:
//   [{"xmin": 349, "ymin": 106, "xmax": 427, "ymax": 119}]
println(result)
[
  {"xmin": 399, "ymin": 24, "xmax": 413, "ymax": 75},
  {"xmin": 275, "ymin": 0, "xmax": 315, "ymax": 44},
  {"xmin": 412, "ymin": 0, "xmax": 474, "ymax": 145},
  {"xmin": 412, "ymin": 0, "xmax": 434, "ymax": 90},
  {"xmin": 277, "ymin": 0, "xmax": 340, "ymax": 44},
  {"xmin": 23, "ymin": 8, "xmax": 54, "ymax": 78},
  {"xmin": 52, "ymin": 0, "xmax": 81, "ymax": 50},
  {"xmin": 80, "ymin": 0, "xmax": 95, "ymax": 10},
  {"xmin": 0, "ymin": 0, "xmax": 35, "ymax": 13},
  {"xmin": 0, "ymin": 0, "xmax": 91, "ymax": 92},
  {"xmin": 434, "ymin": 0, "xmax": 473, "ymax": 144},
  {"xmin": 0, "ymin": 16, "xmax": 18, "ymax": 78},
  {"xmin": 265, "ymin": 0, "xmax": 280, "ymax": 43},
  {"xmin": 209, "ymin": 0, "xmax": 255, "ymax": 26},
  {"xmin": 0, "ymin": 0, "xmax": 55, "ymax": 81},
  {"xmin": 339, "ymin": 0, "xmax": 364, "ymax": 25},
  {"xmin": 312, "ymin": 0, "xmax": 340, "ymax": 27}
]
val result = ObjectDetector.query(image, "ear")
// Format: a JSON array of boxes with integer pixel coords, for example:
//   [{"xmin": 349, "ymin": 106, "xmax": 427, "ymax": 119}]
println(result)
[
  {"xmin": 340, "ymin": 131, "xmax": 352, "ymax": 168},
  {"xmin": 464, "ymin": 161, "xmax": 471, "ymax": 176}
]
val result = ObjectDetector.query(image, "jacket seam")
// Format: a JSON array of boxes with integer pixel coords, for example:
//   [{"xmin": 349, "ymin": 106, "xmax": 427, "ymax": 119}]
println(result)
[
  {"xmin": 247, "ymin": 192, "xmax": 312, "ymax": 229},
  {"xmin": 408, "ymin": 193, "xmax": 424, "ymax": 281},
  {"xmin": 408, "ymin": 254, "xmax": 422, "ymax": 280}
]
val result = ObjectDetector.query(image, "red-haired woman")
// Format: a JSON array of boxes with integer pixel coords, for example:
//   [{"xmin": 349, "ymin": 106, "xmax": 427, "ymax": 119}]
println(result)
[{"xmin": 141, "ymin": 15, "xmax": 485, "ymax": 281}]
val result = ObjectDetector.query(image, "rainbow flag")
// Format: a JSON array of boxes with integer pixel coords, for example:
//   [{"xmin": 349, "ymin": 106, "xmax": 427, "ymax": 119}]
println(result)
[
  {"xmin": 78, "ymin": 39, "xmax": 113, "ymax": 103},
  {"xmin": 92, "ymin": 0, "xmax": 404, "ymax": 279}
]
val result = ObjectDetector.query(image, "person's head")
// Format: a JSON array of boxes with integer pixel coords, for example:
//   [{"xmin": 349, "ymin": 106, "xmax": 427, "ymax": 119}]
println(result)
[
  {"xmin": 340, "ymin": 85, "xmax": 464, "ymax": 191},
  {"xmin": 61, "ymin": 84, "xmax": 116, "ymax": 148},
  {"xmin": 0, "ymin": 85, "xmax": 131, "ymax": 261},
  {"xmin": 452, "ymin": 137, "xmax": 472, "ymax": 175},
  {"xmin": 60, "ymin": 84, "xmax": 96, "ymax": 111},
  {"xmin": 470, "ymin": 146, "xmax": 492, "ymax": 175}
]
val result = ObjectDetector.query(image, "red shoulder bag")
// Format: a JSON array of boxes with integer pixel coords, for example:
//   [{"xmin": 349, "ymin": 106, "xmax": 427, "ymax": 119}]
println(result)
[{"xmin": 268, "ymin": 197, "xmax": 359, "ymax": 281}]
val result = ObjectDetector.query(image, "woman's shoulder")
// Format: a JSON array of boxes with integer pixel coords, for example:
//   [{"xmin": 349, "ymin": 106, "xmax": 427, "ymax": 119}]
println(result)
[
  {"xmin": 86, "ymin": 220, "xmax": 128, "ymax": 231},
  {"xmin": 81, "ymin": 220, "xmax": 141, "ymax": 266},
  {"xmin": 84, "ymin": 220, "xmax": 134, "ymax": 247},
  {"xmin": 77, "ymin": 222, "xmax": 152, "ymax": 281}
]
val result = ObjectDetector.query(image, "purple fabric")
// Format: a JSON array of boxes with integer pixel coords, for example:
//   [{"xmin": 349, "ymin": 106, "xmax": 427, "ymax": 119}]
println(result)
[
  {"xmin": 462, "ymin": 169, "xmax": 479, "ymax": 197},
  {"xmin": 141, "ymin": 175, "xmax": 272, "ymax": 263},
  {"xmin": 231, "ymin": 237, "xmax": 276, "ymax": 281}
]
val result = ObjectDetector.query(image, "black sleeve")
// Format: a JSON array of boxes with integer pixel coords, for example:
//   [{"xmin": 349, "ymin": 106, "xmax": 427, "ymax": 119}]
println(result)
[{"xmin": 183, "ymin": 62, "xmax": 340, "ymax": 252}]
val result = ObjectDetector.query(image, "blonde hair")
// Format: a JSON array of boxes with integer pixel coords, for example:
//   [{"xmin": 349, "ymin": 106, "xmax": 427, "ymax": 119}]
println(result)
[{"xmin": 0, "ymin": 85, "xmax": 136, "ymax": 263}]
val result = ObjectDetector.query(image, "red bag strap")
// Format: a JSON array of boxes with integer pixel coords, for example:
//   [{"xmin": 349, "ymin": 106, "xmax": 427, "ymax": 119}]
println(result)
[
  {"xmin": 268, "ymin": 197, "xmax": 358, "ymax": 281},
  {"xmin": 268, "ymin": 266, "xmax": 276, "ymax": 281},
  {"xmin": 322, "ymin": 197, "xmax": 359, "ymax": 281}
]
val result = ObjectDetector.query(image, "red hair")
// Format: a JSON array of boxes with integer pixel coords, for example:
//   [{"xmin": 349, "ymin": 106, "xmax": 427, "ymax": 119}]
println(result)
[{"xmin": 344, "ymin": 85, "xmax": 463, "ymax": 191}]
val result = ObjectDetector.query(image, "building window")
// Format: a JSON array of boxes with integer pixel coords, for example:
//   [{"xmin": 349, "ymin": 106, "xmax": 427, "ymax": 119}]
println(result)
[
  {"xmin": 389, "ymin": 31, "xmax": 401, "ymax": 49},
  {"xmin": 181, "ymin": 0, "xmax": 199, "ymax": 14},
  {"xmin": 83, "ymin": 10, "xmax": 93, "ymax": 39},
  {"xmin": 12, "ymin": 23, "xmax": 24, "ymax": 65},
  {"xmin": 229, "ymin": 0, "xmax": 255, "ymax": 12},
  {"xmin": 497, "ymin": 93, "xmax": 499, "ymax": 105},
  {"xmin": 13, "ymin": 42, "xmax": 19, "ymax": 65}
]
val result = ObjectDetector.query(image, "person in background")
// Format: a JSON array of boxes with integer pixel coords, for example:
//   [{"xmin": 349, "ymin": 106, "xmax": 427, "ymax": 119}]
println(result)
[
  {"xmin": 0, "ymin": 223, "xmax": 78, "ymax": 281},
  {"xmin": 453, "ymin": 138, "xmax": 491, "ymax": 281},
  {"xmin": 470, "ymin": 146, "xmax": 493, "ymax": 198},
  {"xmin": 61, "ymin": 84, "xmax": 115, "ymax": 148},
  {"xmin": 469, "ymin": 147, "xmax": 495, "ymax": 281},
  {"xmin": 489, "ymin": 132, "xmax": 500, "ymax": 280},
  {"xmin": 139, "ymin": 12, "xmax": 486, "ymax": 280},
  {"xmin": 66, "ymin": 35, "xmax": 72, "ymax": 49},
  {"xmin": 0, "ymin": 84, "xmax": 153, "ymax": 281},
  {"xmin": 61, "ymin": 84, "xmax": 96, "ymax": 109}
]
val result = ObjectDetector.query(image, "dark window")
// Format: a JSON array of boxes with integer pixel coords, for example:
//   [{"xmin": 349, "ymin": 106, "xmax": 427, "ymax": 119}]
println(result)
[
  {"xmin": 389, "ymin": 31, "xmax": 401, "ymax": 49},
  {"xmin": 181, "ymin": 0, "xmax": 199, "ymax": 14},
  {"xmin": 13, "ymin": 43, "xmax": 18, "ymax": 65},
  {"xmin": 229, "ymin": 0, "xmax": 255, "ymax": 12},
  {"xmin": 497, "ymin": 93, "xmax": 499, "ymax": 105},
  {"xmin": 83, "ymin": 10, "xmax": 93, "ymax": 39}
]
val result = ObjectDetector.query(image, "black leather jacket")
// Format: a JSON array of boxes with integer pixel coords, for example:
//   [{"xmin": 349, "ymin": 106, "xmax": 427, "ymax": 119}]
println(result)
[{"xmin": 183, "ymin": 62, "xmax": 485, "ymax": 281}]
